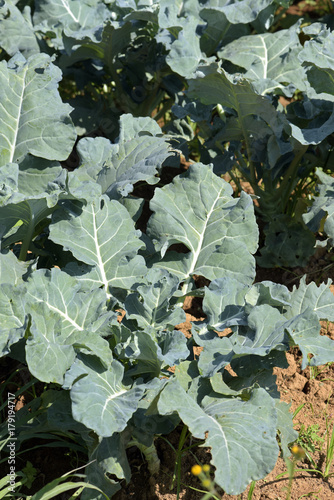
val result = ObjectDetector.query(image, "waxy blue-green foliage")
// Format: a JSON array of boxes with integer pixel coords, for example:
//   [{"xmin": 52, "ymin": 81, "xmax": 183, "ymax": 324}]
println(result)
[{"xmin": 1, "ymin": 0, "xmax": 334, "ymax": 497}]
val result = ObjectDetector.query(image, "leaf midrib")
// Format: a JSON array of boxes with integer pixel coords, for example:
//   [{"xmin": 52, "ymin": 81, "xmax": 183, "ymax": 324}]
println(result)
[
  {"xmin": 9, "ymin": 66, "xmax": 27, "ymax": 163},
  {"xmin": 187, "ymin": 188, "xmax": 224, "ymax": 277}
]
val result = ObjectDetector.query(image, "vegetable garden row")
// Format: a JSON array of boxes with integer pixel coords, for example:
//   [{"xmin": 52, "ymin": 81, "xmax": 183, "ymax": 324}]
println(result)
[{"xmin": 1, "ymin": 0, "xmax": 334, "ymax": 498}]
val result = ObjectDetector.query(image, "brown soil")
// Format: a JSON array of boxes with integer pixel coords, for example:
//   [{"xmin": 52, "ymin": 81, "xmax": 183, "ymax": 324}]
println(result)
[{"xmin": 286, "ymin": 0, "xmax": 333, "ymax": 19}]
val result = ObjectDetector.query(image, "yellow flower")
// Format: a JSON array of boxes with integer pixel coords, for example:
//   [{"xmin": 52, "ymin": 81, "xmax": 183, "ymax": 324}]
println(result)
[
  {"xmin": 191, "ymin": 464, "xmax": 202, "ymax": 476},
  {"xmin": 202, "ymin": 479, "xmax": 211, "ymax": 489},
  {"xmin": 291, "ymin": 444, "xmax": 306, "ymax": 459},
  {"xmin": 202, "ymin": 464, "xmax": 210, "ymax": 473}
]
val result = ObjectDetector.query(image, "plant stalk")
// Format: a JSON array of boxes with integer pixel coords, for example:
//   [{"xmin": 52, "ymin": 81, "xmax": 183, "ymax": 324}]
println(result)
[
  {"xmin": 235, "ymin": 150, "xmax": 257, "ymax": 190},
  {"xmin": 176, "ymin": 425, "xmax": 189, "ymax": 500},
  {"xmin": 18, "ymin": 221, "xmax": 34, "ymax": 261},
  {"xmin": 153, "ymin": 98, "xmax": 173, "ymax": 122},
  {"xmin": 274, "ymin": 146, "xmax": 308, "ymax": 209},
  {"xmin": 324, "ymin": 418, "xmax": 334, "ymax": 478}
]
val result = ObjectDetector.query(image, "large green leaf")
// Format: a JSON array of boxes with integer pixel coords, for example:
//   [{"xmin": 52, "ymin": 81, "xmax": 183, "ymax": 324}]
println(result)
[
  {"xmin": 64, "ymin": 357, "xmax": 145, "ymax": 437},
  {"xmin": 286, "ymin": 276, "xmax": 334, "ymax": 321},
  {"xmin": 77, "ymin": 114, "xmax": 173, "ymax": 199},
  {"xmin": 275, "ymin": 401, "xmax": 298, "ymax": 458},
  {"xmin": 81, "ymin": 463, "xmax": 121, "ymax": 500},
  {"xmin": 82, "ymin": 432, "xmax": 131, "ymax": 500},
  {"xmin": 158, "ymin": 0, "xmax": 189, "ymax": 28},
  {"xmin": 257, "ymin": 215, "xmax": 316, "ymax": 268},
  {"xmin": 0, "ymin": 52, "xmax": 76, "ymax": 166},
  {"xmin": 156, "ymin": 329, "xmax": 190, "ymax": 367},
  {"xmin": 0, "ymin": 163, "xmax": 21, "ymax": 207},
  {"xmin": 166, "ymin": 18, "xmax": 203, "ymax": 78},
  {"xmin": 33, "ymin": 0, "xmax": 109, "ymax": 50},
  {"xmin": 25, "ymin": 268, "xmax": 114, "ymax": 337},
  {"xmin": 187, "ymin": 65, "xmax": 282, "ymax": 144},
  {"xmin": 200, "ymin": 0, "xmax": 276, "ymax": 25},
  {"xmin": 194, "ymin": 279, "xmax": 293, "ymax": 377},
  {"xmin": 18, "ymin": 157, "xmax": 64, "ymax": 198},
  {"xmin": 116, "ymin": 330, "xmax": 164, "ymax": 378},
  {"xmin": 158, "ymin": 379, "xmax": 278, "ymax": 495},
  {"xmin": 199, "ymin": 0, "xmax": 287, "ymax": 53},
  {"xmin": 245, "ymin": 281, "xmax": 291, "ymax": 308},
  {"xmin": 192, "ymin": 278, "xmax": 247, "ymax": 376},
  {"xmin": 194, "ymin": 277, "xmax": 248, "ymax": 339},
  {"xmin": 147, "ymin": 163, "xmax": 258, "ymax": 284},
  {"xmin": 0, "ymin": 198, "xmax": 56, "ymax": 255},
  {"xmin": 230, "ymin": 304, "xmax": 287, "ymax": 356},
  {"xmin": 197, "ymin": 337, "xmax": 234, "ymax": 377},
  {"xmin": 287, "ymin": 100, "xmax": 334, "ymax": 145},
  {"xmin": 0, "ymin": 250, "xmax": 31, "ymax": 285},
  {"xmin": 124, "ymin": 268, "xmax": 185, "ymax": 332},
  {"xmin": 200, "ymin": 8, "xmax": 250, "ymax": 56},
  {"xmin": 303, "ymin": 169, "xmax": 334, "ymax": 244},
  {"xmin": 285, "ymin": 309, "xmax": 334, "ymax": 369},
  {"xmin": 50, "ymin": 196, "xmax": 147, "ymax": 292},
  {"xmin": 24, "ymin": 269, "xmax": 116, "ymax": 383},
  {"xmin": 57, "ymin": 20, "xmax": 133, "ymax": 70},
  {"xmin": 26, "ymin": 310, "xmax": 77, "ymax": 384},
  {"xmin": 0, "ymin": 161, "xmax": 67, "ymax": 258},
  {"xmin": 0, "ymin": 1, "xmax": 39, "ymax": 57},
  {"xmin": 46, "ymin": 389, "xmax": 89, "ymax": 434},
  {"xmin": 34, "ymin": 0, "xmax": 108, "ymax": 28},
  {"xmin": 299, "ymin": 28, "xmax": 334, "ymax": 101},
  {"xmin": 0, "ymin": 160, "xmax": 64, "ymax": 207},
  {"xmin": 0, "ymin": 283, "xmax": 27, "ymax": 356},
  {"xmin": 227, "ymin": 351, "xmax": 286, "ymax": 398},
  {"xmin": 116, "ymin": 327, "xmax": 189, "ymax": 377},
  {"xmin": 218, "ymin": 23, "xmax": 305, "ymax": 95}
]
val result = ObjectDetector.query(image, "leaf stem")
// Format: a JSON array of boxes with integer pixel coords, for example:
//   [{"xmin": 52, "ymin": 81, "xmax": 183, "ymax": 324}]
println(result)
[
  {"xmin": 153, "ymin": 98, "xmax": 173, "ymax": 122},
  {"xmin": 275, "ymin": 146, "xmax": 308, "ymax": 210},
  {"xmin": 176, "ymin": 425, "xmax": 189, "ymax": 500},
  {"xmin": 228, "ymin": 169, "xmax": 243, "ymax": 195},
  {"xmin": 131, "ymin": 438, "xmax": 161, "ymax": 476},
  {"xmin": 180, "ymin": 277, "xmax": 192, "ymax": 298},
  {"xmin": 285, "ymin": 457, "xmax": 296, "ymax": 500},
  {"xmin": 235, "ymin": 151, "xmax": 254, "ymax": 188},
  {"xmin": 242, "ymin": 132, "xmax": 256, "ymax": 187},
  {"xmin": 324, "ymin": 417, "xmax": 334, "ymax": 478},
  {"xmin": 19, "ymin": 221, "xmax": 34, "ymax": 261}
]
